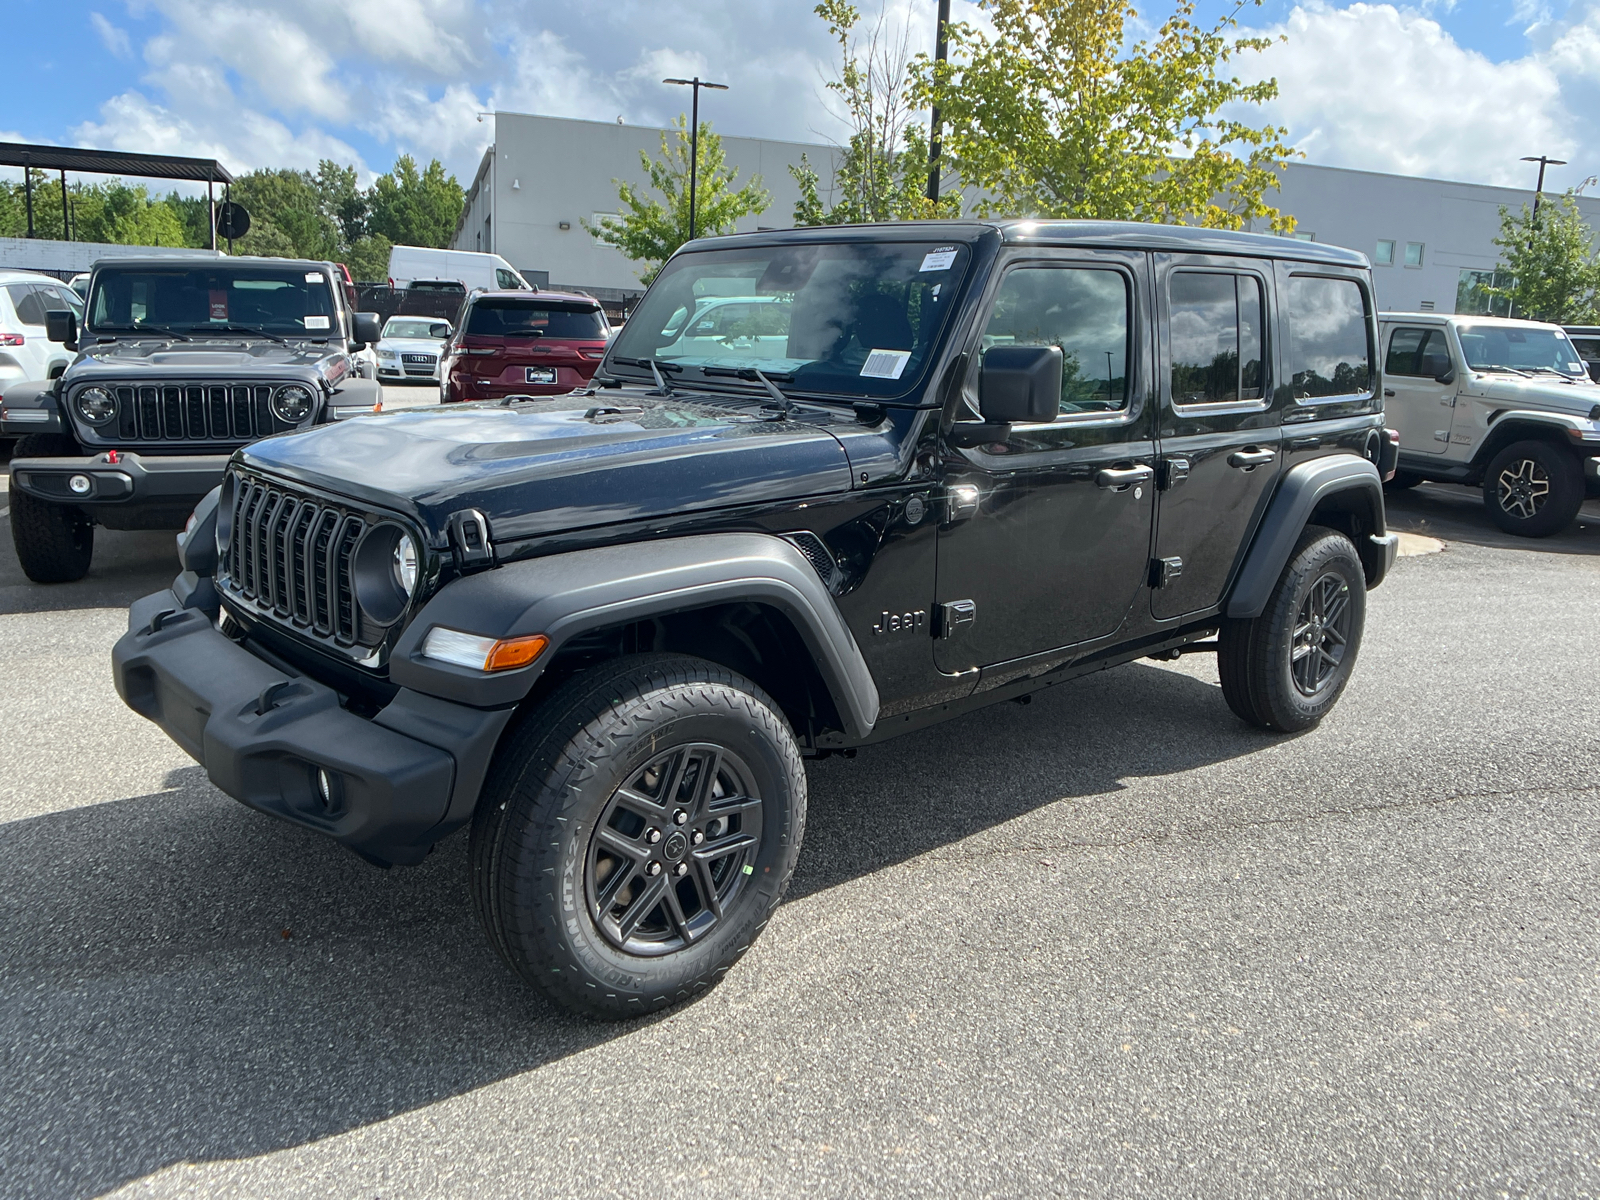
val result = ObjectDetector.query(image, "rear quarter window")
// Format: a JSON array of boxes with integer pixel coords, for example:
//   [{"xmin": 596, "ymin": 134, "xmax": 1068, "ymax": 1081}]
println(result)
[{"xmin": 1286, "ymin": 275, "xmax": 1372, "ymax": 399}]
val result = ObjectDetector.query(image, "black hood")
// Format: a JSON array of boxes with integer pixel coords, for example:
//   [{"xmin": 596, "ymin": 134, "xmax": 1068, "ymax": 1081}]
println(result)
[
  {"xmin": 237, "ymin": 393, "xmax": 863, "ymax": 543},
  {"xmin": 70, "ymin": 338, "xmax": 347, "ymax": 381}
]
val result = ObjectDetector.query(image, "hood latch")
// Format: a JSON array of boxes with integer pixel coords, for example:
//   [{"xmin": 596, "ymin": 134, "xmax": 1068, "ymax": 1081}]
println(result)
[{"xmin": 449, "ymin": 509, "xmax": 494, "ymax": 570}]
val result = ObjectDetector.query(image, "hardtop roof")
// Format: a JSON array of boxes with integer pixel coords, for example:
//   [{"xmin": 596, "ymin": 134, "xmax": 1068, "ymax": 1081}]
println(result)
[{"xmin": 683, "ymin": 218, "xmax": 1368, "ymax": 267}]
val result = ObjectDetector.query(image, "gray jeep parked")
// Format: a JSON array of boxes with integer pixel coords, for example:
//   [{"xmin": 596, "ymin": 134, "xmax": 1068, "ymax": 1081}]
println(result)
[{"xmin": 2, "ymin": 256, "xmax": 382, "ymax": 582}]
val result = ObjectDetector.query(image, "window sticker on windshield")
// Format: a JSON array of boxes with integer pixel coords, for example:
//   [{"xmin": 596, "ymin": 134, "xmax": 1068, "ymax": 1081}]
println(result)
[
  {"xmin": 304, "ymin": 315, "xmax": 330, "ymax": 329},
  {"xmin": 305, "ymin": 272, "xmax": 323, "ymax": 283},
  {"xmin": 208, "ymin": 289, "xmax": 228, "ymax": 320},
  {"xmin": 860, "ymin": 348, "xmax": 912, "ymax": 379},
  {"xmin": 919, "ymin": 248, "xmax": 958, "ymax": 272}
]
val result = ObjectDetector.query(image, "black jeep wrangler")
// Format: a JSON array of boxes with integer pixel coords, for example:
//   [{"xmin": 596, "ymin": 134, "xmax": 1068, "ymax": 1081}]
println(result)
[
  {"xmin": 112, "ymin": 222, "xmax": 1398, "ymax": 1018},
  {"xmin": 3, "ymin": 255, "xmax": 382, "ymax": 582}
]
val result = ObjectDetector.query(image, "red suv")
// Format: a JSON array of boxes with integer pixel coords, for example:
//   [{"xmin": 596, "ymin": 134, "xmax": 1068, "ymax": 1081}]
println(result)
[{"xmin": 441, "ymin": 290, "xmax": 609, "ymax": 401}]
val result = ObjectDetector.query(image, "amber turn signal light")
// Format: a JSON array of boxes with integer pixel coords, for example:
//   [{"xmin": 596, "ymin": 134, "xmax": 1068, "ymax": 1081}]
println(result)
[{"xmin": 485, "ymin": 633, "xmax": 549, "ymax": 671}]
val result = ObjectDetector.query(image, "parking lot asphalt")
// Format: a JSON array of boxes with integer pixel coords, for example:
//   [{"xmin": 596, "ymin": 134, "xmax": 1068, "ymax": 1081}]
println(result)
[{"xmin": 1, "ymin": 436, "xmax": 1598, "ymax": 1197}]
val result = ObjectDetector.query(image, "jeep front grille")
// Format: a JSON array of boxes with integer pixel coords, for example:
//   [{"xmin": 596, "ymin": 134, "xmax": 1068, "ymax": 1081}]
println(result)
[
  {"xmin": 91, "ymin": 383, "xmax": 299, "ymax": 442},
  {"xmin": 223, "ymin": 475, "xmax": 367, "ymax": 646}
]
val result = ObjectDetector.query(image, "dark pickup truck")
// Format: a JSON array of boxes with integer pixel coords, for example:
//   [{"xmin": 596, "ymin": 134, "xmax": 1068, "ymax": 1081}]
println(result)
[
  {"xmin": 112, "ymin": 221, "xmax": 1398, "ymax": 1018},
  {"xmin": 3, "ymin": 255, "xmax": 382, "ymax": 582}
]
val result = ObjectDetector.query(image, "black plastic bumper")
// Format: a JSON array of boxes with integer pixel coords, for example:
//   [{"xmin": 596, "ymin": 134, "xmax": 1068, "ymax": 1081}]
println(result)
[
  {"xmin": 10, "ymin": 451, "xmax": 231, "ymax": 507},
  {"xmin": 112, "ymin": 589, "xmax": 514, "ymax": 866}
]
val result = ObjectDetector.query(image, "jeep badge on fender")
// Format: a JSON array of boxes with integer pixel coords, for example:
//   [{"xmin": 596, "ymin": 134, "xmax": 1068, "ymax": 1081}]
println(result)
[{"xmin": 113, "ymin": 219, "xmax": 1397, "ymax": 1020}]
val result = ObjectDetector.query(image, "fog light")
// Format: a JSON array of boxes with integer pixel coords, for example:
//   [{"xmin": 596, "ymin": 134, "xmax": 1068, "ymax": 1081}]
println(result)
[{"xmin": 68, "ymin": 474, "xmax": 92, "ymax": 495}]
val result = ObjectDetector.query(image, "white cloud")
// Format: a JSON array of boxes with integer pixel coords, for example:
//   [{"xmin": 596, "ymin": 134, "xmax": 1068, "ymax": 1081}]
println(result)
[
  {"xmin": 91, "ymin": 12, "xmax": 132, "ymax": 59},
  {"xmin": 1232, "ymin": 3, "xmax": 1579, "ymax": 187}
]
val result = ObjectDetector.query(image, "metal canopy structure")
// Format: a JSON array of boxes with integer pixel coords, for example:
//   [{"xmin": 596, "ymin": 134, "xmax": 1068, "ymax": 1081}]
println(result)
[{"xmin": 0, "ymin": 141, "xmax": 234, "ymax": 250}]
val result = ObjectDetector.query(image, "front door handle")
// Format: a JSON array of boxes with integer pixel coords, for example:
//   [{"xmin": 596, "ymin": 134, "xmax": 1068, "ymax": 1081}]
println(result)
[
  {"xmin": 1095, "ymin": 464, "xmax": 1154, "ymax": 491},
  {"xmin": 1227, "ymin": 448, "xmax": 1276, "ymax": 470},
  {"xmin": 1383, "ymin": 388, "xmax": 1396, "ymax": 397}
]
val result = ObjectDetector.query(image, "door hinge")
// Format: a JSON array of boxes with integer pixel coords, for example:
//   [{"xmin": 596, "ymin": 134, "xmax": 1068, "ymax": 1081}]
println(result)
[
  {"xmin": 1157, "ymin": 457, "xmax": 1189, "ymax": 490},
  {"xmin": 1149, "ymin": 556, "xmax": 1183, "ymax": 588},
  {"xmin": 936, "ymin": 599, "xmax": 976, "ymax": 639}
]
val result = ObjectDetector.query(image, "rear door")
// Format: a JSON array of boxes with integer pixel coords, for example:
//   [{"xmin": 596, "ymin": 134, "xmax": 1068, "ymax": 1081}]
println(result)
[
  {"xmin": 1382, "ymin": 322, "xmax": 1456, "ymax": 454},
  {"xmin": 935, "ymin": 248, "xmax": 1156, "ymax": 673},
  {"xmin": 1150, "ymin": 255, "xmax": 1281, "ymax": 620}
]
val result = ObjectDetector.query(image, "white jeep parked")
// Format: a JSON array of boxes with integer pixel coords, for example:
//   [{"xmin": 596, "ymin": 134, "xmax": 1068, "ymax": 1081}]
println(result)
[{"xmin": 1378, "ymin": 313, "xmax": 1600, "ymax": 536}]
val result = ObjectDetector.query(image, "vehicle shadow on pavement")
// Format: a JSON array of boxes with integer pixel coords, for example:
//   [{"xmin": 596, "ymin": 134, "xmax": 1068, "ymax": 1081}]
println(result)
[
  {"xmin": 0, "ymin": 662, "xmax": 1267, "ymax": 1199},
  {"xmin": 1384, "ymin": 482, "xmax": 1600, "ymax": 556}
]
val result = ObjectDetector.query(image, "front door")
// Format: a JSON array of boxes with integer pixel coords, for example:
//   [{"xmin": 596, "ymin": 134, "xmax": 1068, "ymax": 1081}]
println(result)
[
  {"xmin": 935, "ymin": 251, "xmax": 1156, "ymax": 674},
  {"xmin": 1150, "ymin": 256, "xmax": 1282, "ymax": 620},
  {"xmin": 1382, "ymin": 324, "xmax": 1457, "ymax": 453}
]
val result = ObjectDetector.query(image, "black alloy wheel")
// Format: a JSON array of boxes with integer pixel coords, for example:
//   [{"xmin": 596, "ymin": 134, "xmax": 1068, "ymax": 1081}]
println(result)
[
  {"xmin": 470, "ymin": 653, "xmax": 805, "ymax": 1019},
  {"xmin": 1482, "ymin": 439, "xmax": 1583, "ymax": 538},
  {"xmin": 1219, "ymin": 524, "xmax": 1366, "ymax": 732},
  {"xmin": 587, "ymin": 743, "xmax": 764, "ymax": 955},
  {"xmin": 1290, "ymin": 571, "xmax": 1352, "ymax": 697}
]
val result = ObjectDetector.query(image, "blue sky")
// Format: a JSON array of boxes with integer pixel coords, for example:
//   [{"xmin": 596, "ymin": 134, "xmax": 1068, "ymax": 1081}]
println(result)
[{"xmin": 7, "ymin": 1, "xmax": 1600, "ymax": 196}]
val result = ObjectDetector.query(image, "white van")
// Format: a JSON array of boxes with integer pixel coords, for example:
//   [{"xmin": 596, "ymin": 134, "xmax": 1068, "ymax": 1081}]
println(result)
[{"xmin": 387, "ymin": 246, "xmax": 533, "ymax": 292}]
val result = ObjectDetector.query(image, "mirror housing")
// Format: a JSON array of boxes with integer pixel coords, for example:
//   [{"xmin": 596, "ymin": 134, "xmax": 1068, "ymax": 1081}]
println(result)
[
  {"xmin": 978, "ymin": 345, "xmax": 1063, "ymax": 425},
  {"xmin": 46, "ymin": 309, "xmax": 78, "ymax": 351},
  {"xmin": 350, "ymin": 311, "xmax": 381, "ymax": 348},
  {"xmin": 1434, "ymin": 366, "xmax": 1455, "ymax": 385}
]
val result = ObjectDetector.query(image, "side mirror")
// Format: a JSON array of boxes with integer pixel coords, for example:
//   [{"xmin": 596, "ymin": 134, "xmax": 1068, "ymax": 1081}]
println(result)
[
  {"xmin": 351, "ymin": 311, "xmax": 382, "ymax": 347},
  {"xmin": 978, "ymin": 345, "xmax": 1063, "ymax": 425},
  {"xmin": 46, "ymin": 309, "xmax": 78, "ymax": 351},
  {"xmin": 1434, "ymin": 366, "xmax": 1455, "ymax": 385}
]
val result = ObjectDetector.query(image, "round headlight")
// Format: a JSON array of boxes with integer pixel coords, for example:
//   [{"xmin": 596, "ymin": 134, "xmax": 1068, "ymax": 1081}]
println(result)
[
  {"xmin": 392, "ymin": 533, "xmax": 418, "ymax": 594},
  {"xmin": 75, "ymin": 386, "xmax": 116, "ymax": 425},
  {"xmin": 271, "ymin": 384, "xmax": 315, "ymax": 423}
]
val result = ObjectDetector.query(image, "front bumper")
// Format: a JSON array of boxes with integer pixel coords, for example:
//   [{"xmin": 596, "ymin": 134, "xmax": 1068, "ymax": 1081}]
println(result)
[
  {"xmin": 10, "ymin": 451, "xmax": 231, "ymax": 507},
  {"xmin": 112, "ymin": 589, "xmax": 514, "ymax": 866}
]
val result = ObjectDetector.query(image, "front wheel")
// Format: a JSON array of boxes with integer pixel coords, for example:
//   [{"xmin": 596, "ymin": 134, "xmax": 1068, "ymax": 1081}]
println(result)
[
  {"xmin": 10, "ymin": 434, "xmax": 94, "ymax": 583},
  {"xmin": 470, "ymin": 654, "xmax": 806, "ymax": 1019},
  {"xmin": 1482, "ymin": 440, "xmax": 1583, "ymax": 537},
  {"xmin": 1218, "ymin": 525, "xmax": 1366, "ymax": 732}
]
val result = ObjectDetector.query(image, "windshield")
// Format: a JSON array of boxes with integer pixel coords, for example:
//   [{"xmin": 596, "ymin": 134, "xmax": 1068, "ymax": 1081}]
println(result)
[
  {"xmin": 465, "ymin": 299, "xmax": 606, "ymax": 339},
  {"xmin": 1456, "ymin": 324, "xmax": 1588, "ymax": 378},
  {"xmin": 607, "ymin": 240, "xmax": 973, "ymax": 399},
  {"xmin": 383, "ymin": 317, "xmax": 449, "ymax": 339},
  {"xmin": 89, "ymin": 264, "xmax": 338, "ymax": 336}
]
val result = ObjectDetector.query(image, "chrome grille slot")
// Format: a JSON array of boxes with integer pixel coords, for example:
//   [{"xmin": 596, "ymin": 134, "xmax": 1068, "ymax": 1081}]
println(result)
[{"xmin": 222, "ymin": 471, "xmax": 386, "ymax": 652}]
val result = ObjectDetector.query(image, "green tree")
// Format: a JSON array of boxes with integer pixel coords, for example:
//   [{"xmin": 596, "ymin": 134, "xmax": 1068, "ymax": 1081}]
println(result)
[
  {"xmin": 1486, "ymin": 191, "xmax": 1600, "ymax": 324},
  {"xmin": 587, "ymin": 116, "xmax": 771, "ymax": 284},
  {"xmin": 343, "ymin": 232, "xmax": 393, "ymax": 283},
  {"xmin": 912, "ymin": 0, "xmax": 1297, "ymax": 230},
  {"xmin": 227, "ymin": 168, "xmax": 340, "ymax": 259},
  {"xmin": 314, "ymin": 160, "xmax": 368, "ymax": 245},
  {"xmin": 366, "ymin": 155, "xmax": 464, "ymax": 248},
  {"xmin": 0, "ymin": 175, "xmax": 191, "ymax": 245},
  {"xmin": 791, "ymin": 2, "xmax": 962, "ymax": 226}
]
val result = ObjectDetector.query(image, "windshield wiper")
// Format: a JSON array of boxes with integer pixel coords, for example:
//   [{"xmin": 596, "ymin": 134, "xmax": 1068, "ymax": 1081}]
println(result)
[
  {"xmin": 612, "ymin": 355, "xmax": 682, "ymax": 395},
  {"xmin": 700, "ymin": 366, "xmax": 796, "ymax": 415},
  {"xmin": 188, "ymin": 323, "xmax": 290, "ymax": 345},
  {"xmin": 1477, "ymin": 364, "xmax": 1535, "ymax": 377},
  {"xmin": 93, "ymin": 323, "xmax": 192, "ymax": 342}
]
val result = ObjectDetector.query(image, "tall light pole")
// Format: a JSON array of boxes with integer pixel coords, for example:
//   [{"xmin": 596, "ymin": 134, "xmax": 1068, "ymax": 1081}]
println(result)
[
  {"xmin": 1521, "ymin": 154, "xmax": 1566, "ymax": 219},
  {"xmin": 926, "ymin": 0, "xmax": 951, "ymax": 203},
  {"xmin": 663, "ymin": 76, "xmax": 729, "ymax": 241}
]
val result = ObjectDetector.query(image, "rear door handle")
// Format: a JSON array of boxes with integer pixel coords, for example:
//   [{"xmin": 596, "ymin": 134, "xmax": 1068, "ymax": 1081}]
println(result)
[
  {"xmin": 1227, "ymin": 448, "xmax": 1276, "ymax": 470},
  {"xmin": 1383, "ymin": 388, "xmax": 1396, "ymax": 397},
  {"xmin": 1095, "ymin": 464, "xmax": 1154, "ymax": 491}
]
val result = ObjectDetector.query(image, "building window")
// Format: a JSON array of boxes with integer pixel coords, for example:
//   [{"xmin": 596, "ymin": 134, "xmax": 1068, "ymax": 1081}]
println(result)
[
  {"xmin": 1418, "ymin": 300, "xmax": 1436, "ymax": 311},
  {"xmin": 1375, "ymin": 240, "xmax": 1395, "ymax": 266},
  {"xmin": 1404, "ymin": 242, "xmax": 1425, "ymax": 267},
  {"xmin": 1456, "ymin": 269, "xmax": 1512, "ymax": 317},
  {"xmin": 1293, "ymin": 231, "xmax": 1316, "ymax": 242},
  {"xmin": 590, "ymin": 212, "xmax": 620, "ymax": 245}
]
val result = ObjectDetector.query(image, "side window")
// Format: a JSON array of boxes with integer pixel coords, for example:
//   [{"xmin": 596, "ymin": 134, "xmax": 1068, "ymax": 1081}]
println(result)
[
  {"xmin": 981, "ymin": 266, "xmax": 1130, "ymax": 415},
  {"xmin": 1286, "ymin": 275, "xmax": 1372, "ymax": 399},
  {"xmin": 8, "ymin": 284, "xmax": 48, "ymax": 326},
  {"xmin": 1168, "ymin": 271, "xmax": 1266, "ymax": 405},
  {"xmin": 495, "ymin": 268, "xmax": 519, "ymax": 289},
  {"xmin": 1385, "ymin": 327, "xmax": 1449, "ymax": 377}
]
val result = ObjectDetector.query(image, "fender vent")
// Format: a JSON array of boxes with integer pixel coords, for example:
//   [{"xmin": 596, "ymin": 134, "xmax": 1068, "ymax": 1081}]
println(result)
[{"xmin": 783, "ymin": 531, "xmax": 839, "ymax": 588}]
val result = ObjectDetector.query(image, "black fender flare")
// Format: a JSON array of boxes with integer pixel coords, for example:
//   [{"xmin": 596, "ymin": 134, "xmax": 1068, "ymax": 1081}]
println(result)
[
  {"xmin": 0, "ymin": 378, "xmax": 63, "ymax": 436},
  {"xmin": 389, "ymin": 532, "xmax": 881, "ymax": 739},
  {"xmin": 1225, "ymin": 455, "xmax": 1389, "ymax": 620}
]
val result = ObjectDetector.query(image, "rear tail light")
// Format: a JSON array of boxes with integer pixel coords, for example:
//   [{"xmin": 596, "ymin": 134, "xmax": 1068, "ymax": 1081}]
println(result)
[{"xmin": 0, "ymin": 333, "xmax": 23, "ymax": 346}]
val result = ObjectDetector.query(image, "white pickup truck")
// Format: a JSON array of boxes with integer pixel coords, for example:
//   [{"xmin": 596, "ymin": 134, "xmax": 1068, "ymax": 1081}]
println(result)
[{"xmin": 1378, "ymin": 313, "xmax": 1600, "ymax": 536}]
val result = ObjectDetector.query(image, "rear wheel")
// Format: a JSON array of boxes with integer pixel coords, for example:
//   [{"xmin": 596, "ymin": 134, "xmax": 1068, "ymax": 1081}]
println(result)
[
  {"xmin": 470, "ymin": 653, "xmax": 806, "ymax": 1019},
  {"xmin": 10, "ymin": 434, "xmax": 94, "ymax": 583},
  {"xmin": 1482, "ymin": 440, "xmax": 1583, "ymax": 537},
  {"xmin": 1219, "ymin": 525, "xmax": 1365, "ymax": 732}
]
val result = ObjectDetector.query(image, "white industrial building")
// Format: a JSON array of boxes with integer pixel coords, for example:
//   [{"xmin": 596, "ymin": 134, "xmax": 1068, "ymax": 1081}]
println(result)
[{"xmin": 455, "ymin": 109, "xmax": 1600, "ymax": 316}]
